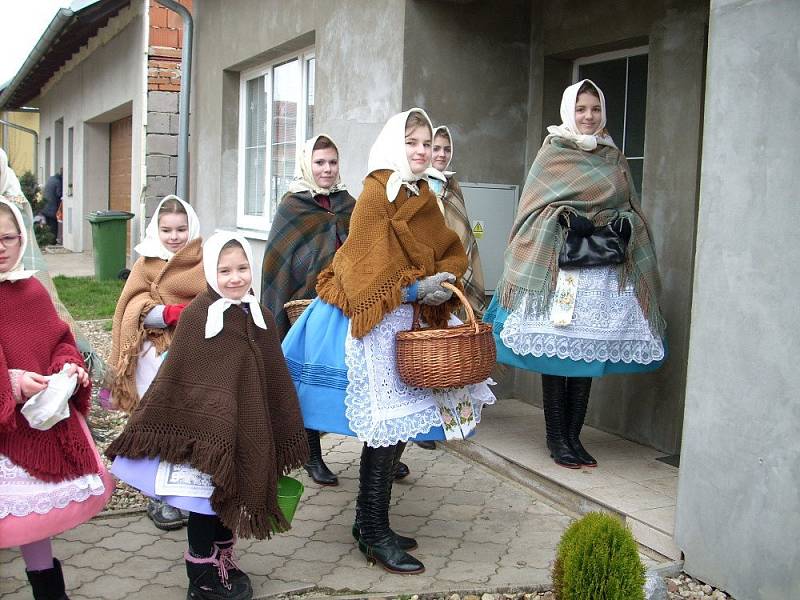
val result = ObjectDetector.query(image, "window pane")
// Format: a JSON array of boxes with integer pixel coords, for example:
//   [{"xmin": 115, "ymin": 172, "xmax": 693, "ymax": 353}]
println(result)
[
  {"xmin": 628, "ymin": 158, "xmax": 643, "ymax": 198},
  {"xmin": 579, "ymin": 58, "xmax": 627, "ymax": 148},
  {"xmin": 244, "ymin": 75, "xmax": 267, "ymax": 216},
  {"xmin": 306, "ymin": 57, "xmax": 315, "ymax": 137},
  {"xmin": 271, "ymin": 59, "xmax": 299, "ymax": 217},
  {"xmin": 624, "ymin": 54, "xmax": 648, "ymax": 158}
]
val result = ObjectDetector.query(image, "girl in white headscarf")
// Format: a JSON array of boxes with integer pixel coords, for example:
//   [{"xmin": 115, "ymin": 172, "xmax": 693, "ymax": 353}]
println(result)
[
  {"xmin": 486, "ymin": 79, "xmax": 666, "ymax": 469},
  {"xmin": 0, "ymin": 148, "xmax": 107, "ymax": 379},
  {"xmin": 261, "ymin": 134, "xmax": 356, "ymax": 488},
  {"xmin": 282, "ymin": 108, "xmax": 496, "ymax": 575},
  {"xmin": 107, "ymin": 195, "xmax": 204, "ymax": 530},
  {"xmin": 1, "ymin": 198, "xmax": 113, "ymax": 599}
]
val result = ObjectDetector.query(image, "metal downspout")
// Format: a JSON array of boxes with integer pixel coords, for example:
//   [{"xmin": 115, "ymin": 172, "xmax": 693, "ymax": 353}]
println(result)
[
  {"xmin": 0, "ymin": 118, "xmax": 39, "ymax": 177},
  {"xmin": 154, "ymin": 0, "xmax": 192, "ymax": 202}
]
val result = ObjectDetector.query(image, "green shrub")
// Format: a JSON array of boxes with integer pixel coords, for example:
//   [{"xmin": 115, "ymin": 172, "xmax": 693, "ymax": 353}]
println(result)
[
  {"xmin": 34, "ymin": 223, "xmax": 56, "ymax": 248},
  {"xmin": 552, "ymin": 512, "xmax": 645, "ymax": 600},
  {"xmin": 18, "ymin": 171, "xmax": 40, "ymax": 210}
]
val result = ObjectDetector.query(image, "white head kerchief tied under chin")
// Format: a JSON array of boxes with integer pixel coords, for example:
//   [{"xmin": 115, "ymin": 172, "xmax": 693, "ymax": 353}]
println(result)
[
  {"xmin": 134, "ymin": 195, "xmax": 201, "ymax": 260},
  {"xmin": 545, "ymin": 79, "xmax": 616, "ymax": 151},
  {"xmin": 202, "ymin": 231, "xmax": 266, "ymax": 339},
  {"xmin": 0, "ymin": 197, "xmax": 36, "ymax": 282},
  {"xmin": 287, "ymin": 134, "xmax": 347, "ymax": 197},
  {"xmin": 367, "ymin": 108, "xmax": 435, "ymax": 202}
]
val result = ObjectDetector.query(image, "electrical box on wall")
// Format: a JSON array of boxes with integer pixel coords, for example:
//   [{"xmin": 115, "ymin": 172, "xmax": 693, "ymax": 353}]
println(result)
[{"xmin": 459, "ymin": 182, "xmax": 518, "ymax": 294}]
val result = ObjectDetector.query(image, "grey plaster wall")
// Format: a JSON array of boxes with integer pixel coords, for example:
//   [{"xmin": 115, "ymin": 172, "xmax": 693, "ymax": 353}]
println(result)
[
  {"xmin": 675, "ymin": 1, "xmax": 800, "ymax": 597},
  {"xmin": 400, "ymin": 0, "xmax": 531, "ymax": 186},
  {"xmin": 190, "ymin": 0, "xmax": 406, "ymax": 256},
  {"xmin": 515, "ymin": 0, "xmax": 708, "ymax": 454}
]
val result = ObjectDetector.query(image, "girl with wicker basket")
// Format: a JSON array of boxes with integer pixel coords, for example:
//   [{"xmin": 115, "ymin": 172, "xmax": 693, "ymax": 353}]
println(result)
[
  {"xmin": 484, "ymin": 80, "xmax": 666, "ymax": 469},
  {"xmin": 1, "ymin": 198, "xmax": 113, "ymax": 600},
  {"xmin": 282, "ymin": 108, "xmax": 496, "ymax": 574},
  {"xmin": 105, "ymin": 195, "xmax": 205, "ymax": 530},
  {"xmin": 260, "ymin": 135, "xmax": 358, "ymax": 487}
]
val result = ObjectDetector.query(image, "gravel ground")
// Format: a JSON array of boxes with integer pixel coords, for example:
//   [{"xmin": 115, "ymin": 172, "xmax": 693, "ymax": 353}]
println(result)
[
  {"xmin": 78, "ymin": 320, "xmax": 735, "ymax": 600},
  {"xmin": 80, "ymin": 319, "xmax": 147, "ymax": 513}
]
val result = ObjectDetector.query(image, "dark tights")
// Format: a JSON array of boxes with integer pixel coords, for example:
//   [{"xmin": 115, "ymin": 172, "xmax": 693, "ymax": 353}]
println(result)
[{"xmin": 187, "ymin": 512, "xmax": 233, "ymax": 558}]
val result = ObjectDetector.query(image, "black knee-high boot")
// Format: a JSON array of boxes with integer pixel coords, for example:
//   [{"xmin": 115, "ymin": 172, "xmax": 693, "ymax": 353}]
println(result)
[
  {"xmin": 565, "ymin": 377, "xmax": 597, "ymax": 466},
  {"xmin": 25, "ymin": 558, "xmax": 69, "ymax": 600},
  {"xmin": 303, "ymin": 428, "xmax": 338, "ymax": 486},
  {"xmin": 355, "ymin": 444, "xmax": 424, "ymax": 574},
  {"xmin": 541, "ymin": 374, "xmax": 581, "ymax": 469}
]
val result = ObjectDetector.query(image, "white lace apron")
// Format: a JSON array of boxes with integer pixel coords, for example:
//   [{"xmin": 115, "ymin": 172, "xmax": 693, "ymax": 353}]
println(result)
[
  {"xmin": 344, "ymin": 304, "xmax": 496, "ymax": 447},
  {"xmin": 501, "ymin": 265, "xmax": 665, "ymax": 364},
  {"xmin": 0, "ymin": 454, "xmax": 105, "ymax": 518}
]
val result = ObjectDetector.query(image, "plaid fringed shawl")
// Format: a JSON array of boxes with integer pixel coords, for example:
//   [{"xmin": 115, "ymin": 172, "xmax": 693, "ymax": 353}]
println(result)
[
  {"xmin": 106, "ymin": 290, "xmax": 309, "ymax": 539},
  {"xmin": 498, "ymin": 137, "xmax": 665, "ymax": 335},
  {"xmin": 261, "ymin": 190, "xmax": 355, "ymax": 338},
  {"xmin": 440, "ymin": 177, "xmax": 487, "ymax": 318}
]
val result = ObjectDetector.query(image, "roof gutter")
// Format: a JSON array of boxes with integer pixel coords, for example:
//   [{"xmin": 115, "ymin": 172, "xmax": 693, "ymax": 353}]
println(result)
[
  {"xmin": 0, "ymin": 9, "xmax": 75, "ymax": 109},
  {"xmin": 154, "ymin": 0, "xmax": 192, "ymax": 202}
]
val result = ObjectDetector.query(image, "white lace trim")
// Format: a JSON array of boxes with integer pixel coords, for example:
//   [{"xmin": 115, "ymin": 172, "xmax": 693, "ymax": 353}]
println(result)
[
  {"xmin": 501, "ymin": 265, "xmax": 665, "ymax": 364},
  {"xmin": 344, "ymin": 305, "xmax": 495, "ymax": 447},
  {"xmin": 0, "ymin": 454, "xmax": 106, "ymax": 518}
]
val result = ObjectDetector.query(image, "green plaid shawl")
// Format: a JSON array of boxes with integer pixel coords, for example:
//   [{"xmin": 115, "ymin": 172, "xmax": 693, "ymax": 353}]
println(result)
[
  {"xmin": 261, "ymin": 190, "xmax": 355, "ymax": 338},
  {"xmin": 498, "ymin": 137, "xmax": 665, "ymax": 335}
]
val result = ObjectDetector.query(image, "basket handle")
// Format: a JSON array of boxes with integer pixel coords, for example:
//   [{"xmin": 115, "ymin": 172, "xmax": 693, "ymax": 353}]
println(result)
[{"xmin": 409, "ymin": 281, "xmax": 478, "ymax": 333}]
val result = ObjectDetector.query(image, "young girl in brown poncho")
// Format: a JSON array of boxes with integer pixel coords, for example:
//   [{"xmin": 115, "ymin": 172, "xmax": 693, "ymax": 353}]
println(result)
[
  {"xmin": 108, "ymin": 232, "xmax": 308, "ymax": 600},
  {"xmin": 106, "ymin": 195, "xmax": 205, "ymax": 530}
]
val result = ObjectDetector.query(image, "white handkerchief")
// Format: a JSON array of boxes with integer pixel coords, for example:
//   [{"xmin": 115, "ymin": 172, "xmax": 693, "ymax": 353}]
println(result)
[
  {"xmin": 550, "ymin": 268, "xmax": 580, "ymax": 326},
  {"xmin": 21, "ymin": 365, "xmax": 78, "ymax": 431},
  {"xmin": 155, "ymin": 462, "xmax": 214, "ymax": 498}
]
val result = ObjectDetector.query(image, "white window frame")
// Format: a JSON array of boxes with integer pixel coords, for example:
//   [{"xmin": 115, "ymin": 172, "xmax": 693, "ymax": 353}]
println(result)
[
  {"xmin": 573, "ymin": 46, "xmax": 648, "ymax": 161},
  {"xmin": 237, "ymin": 47, "xmax": 315, "ymax": 233}
]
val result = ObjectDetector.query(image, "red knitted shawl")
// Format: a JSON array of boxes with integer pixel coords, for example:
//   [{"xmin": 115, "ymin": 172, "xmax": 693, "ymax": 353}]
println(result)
[{"xmin": 0, "ymin": 277, "xmax": 96, "ymax": 482}]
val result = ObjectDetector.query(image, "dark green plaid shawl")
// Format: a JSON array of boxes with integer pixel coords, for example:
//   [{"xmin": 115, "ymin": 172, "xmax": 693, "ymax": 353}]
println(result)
[
  {"xmin": 497, "ymin": 137, "xmax": 665, "ymax": 335},
  {"xmin": 261, "ymin": 190, "xmax": 355, "ymax": 338}
]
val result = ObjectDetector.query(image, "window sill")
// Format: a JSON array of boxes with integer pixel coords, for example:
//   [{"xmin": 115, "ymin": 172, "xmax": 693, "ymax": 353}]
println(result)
[{"xmin": 230, "ymin": 226, "xmax": 270, "ymax": 241}]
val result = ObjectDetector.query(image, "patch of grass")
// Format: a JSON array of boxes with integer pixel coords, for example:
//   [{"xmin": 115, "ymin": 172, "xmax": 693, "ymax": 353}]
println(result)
[{"xmin": 53, "ymin": 276, "xmax": 124, "ymax": 320}]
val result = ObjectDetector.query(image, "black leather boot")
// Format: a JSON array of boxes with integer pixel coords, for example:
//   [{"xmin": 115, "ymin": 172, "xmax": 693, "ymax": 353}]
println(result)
[
  {"xmin": 541, "ymin": 374, "xmax": 581, "ymax": 469},
  {"xmin": 353, "ymin": 444, "xmax": 417, "ymax": 550},
  {"xmin": 355, "ymin": 444, "xmax": 424, "ymax": 574},
  {"xmin": 303, "ymin": 428, "xmax": 339, "ymax": 486},
  {"xmin": 388, "ymin": 442, "xmax": 418, "ymax": 550},
  {"xmin": 25, "ymin": 557, "xmax": 69, "ymax": 600},
  {"xmin": 565, "ymin": 377, "xmax": 597, "ymax": 467},
  {"xmin": 415, "ymin": 441, "xmax": 436, "ymax": 450},
  {"xmin": 394, "ymin": 461, "xmax": 410, "ymax": 480},
  {"xmin": 185, "ymin": 549, "xmax": 252, "ymax": 599}
]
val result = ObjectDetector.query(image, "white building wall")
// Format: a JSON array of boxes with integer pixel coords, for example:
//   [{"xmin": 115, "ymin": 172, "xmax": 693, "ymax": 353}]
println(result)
[{"xmin": 35, "ymin": 6, "xmax": 146, "ymax": 253}]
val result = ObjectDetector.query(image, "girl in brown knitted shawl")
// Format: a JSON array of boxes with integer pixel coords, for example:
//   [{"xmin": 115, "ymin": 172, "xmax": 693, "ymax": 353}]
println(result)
[
  {"xmin": 108, "ymin": 232, "xmax": 308, "ymax": 600},
  {"xmin": 282, "ymin": 109, "xmax": 496, "ymax": 575},
  {"xmin": 105, "ymin": 195, "xmax": 205, "ymax": 530}
]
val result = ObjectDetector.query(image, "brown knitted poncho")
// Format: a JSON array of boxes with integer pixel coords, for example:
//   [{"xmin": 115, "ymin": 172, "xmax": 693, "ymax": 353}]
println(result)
[
  {"xmin": 316, "ymin": 169, "xmax": 468, "ymax": 338},
  {"xmin": 106, "ymin": 288, "xmax": 309, "ymax": 539}
]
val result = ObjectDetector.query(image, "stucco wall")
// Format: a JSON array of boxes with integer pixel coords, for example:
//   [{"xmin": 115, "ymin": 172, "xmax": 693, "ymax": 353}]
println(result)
[
  {"xmin": 190, "ymin": 0, "xmax": 406, "ymax": 267},
  {"xmin": 514, "ymin": 0, "xmax": 708, "ymax": 454},
  {"xmin": 34, "ymin": 9, "xmax": 145, "ymax": 252},
  {"xmin": 675, "ymin": 1, "xmax": 800, "ymax": 597}
]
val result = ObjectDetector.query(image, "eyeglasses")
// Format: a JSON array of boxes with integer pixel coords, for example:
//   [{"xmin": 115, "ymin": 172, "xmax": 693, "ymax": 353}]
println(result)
[{"xmin": 0, "ymin": 234, "xmax": 22, "ymax": 248}]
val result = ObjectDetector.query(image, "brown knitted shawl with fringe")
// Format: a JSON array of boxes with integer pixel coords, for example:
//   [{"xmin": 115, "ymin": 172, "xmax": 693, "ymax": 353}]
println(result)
[
  {"xmin": 316, "ymin": 169, "xmax": 468, "ymax": 338},
  {"xmin": 106, "ymin": 289, "xmax": 309, "ymax": 539},
  {"xmin": 108, "ymin": 238, "xmax": 205, "ymax": 412}
]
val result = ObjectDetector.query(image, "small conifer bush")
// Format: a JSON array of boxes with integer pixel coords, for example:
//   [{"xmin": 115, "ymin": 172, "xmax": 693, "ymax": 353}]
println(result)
[{"xmin": 552, "ymin": 512, "xmax": 645, "ymax": 600}]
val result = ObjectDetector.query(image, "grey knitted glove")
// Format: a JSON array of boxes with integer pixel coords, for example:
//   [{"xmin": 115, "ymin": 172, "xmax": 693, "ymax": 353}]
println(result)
[{"xmin": 417, "ymin": 272, "xmax": 456, "ymax": 306}]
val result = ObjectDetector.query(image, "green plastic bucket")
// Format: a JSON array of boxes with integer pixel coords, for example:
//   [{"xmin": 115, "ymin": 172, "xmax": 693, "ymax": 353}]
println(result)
[{"xmin": 276, "ymin": 476, "xmax": 304, "ymax": 528}]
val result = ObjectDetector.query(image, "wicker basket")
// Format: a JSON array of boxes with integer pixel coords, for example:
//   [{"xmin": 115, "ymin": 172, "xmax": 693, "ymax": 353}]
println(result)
[
  {"xmin": 396, "ymin": 282, "xmax": 496, "ymax": 388},
  {"xmin": 284, "ymin": 299, "xmax": 313, "ymax": 325}
]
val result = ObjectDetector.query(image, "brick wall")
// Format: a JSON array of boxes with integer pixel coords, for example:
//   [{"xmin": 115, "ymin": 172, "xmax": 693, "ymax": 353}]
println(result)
[{"xmin": 145, "ymin": 0, "xmax": 192, "ymax": 210}]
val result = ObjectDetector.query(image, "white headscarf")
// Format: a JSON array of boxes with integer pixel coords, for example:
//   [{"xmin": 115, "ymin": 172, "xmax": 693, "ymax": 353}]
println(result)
[
  {"xmin": 0, "ymin": 148, "xmax": 24, "ymax": 198},
  {"xmin": 545, "ymin": 79, "xmax": 616, "ymax": 151},
  {"xmin": 287, "ymin": 134, "xmax": 347, "ymax": 196},
  {"xmin": 134, "ymin": 195, "xmax": 200, "ymax": 260},
  {"xmin": 0, "ymin": 197, "xmax": 37, "ymax": 282},
  {"xmin": 428, "ymin": 125, "xmax": 454, "ymax": 200},
  {"xmin": 431, "ymin": 125, "xmax": 455, "ymax": 176},
  {"xmin": 367, "ymin": 108, "xmax": 438, "ymax": 202},
  {"xmin": 202, "ymin": 231, "xmax": 267, "ymax": 339}
]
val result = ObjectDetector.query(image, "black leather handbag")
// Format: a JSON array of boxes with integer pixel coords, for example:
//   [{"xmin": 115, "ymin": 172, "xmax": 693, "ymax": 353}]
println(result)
[{"xmin": 558, "ymin": 211, "xmax": 630, "ymax": 268}]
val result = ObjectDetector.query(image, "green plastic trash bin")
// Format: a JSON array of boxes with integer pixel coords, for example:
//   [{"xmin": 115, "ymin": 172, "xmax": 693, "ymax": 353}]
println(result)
[{"xmin": 87, "ymin": 210, "xmax": 134, "ymax": 280}]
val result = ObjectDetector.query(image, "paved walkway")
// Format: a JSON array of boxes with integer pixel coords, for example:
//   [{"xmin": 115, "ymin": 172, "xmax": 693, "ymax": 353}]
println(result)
[
  {"xmin": 41, "ymin": 248, "xmax": 95, "ymax": 277},
  {"xmin": 1, "ymin": 435, "xmax": 570, "ymax": 599}
]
